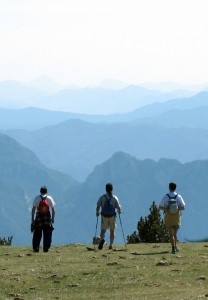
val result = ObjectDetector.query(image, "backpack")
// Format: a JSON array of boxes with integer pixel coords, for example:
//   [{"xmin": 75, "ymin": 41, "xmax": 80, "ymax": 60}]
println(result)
[
  {"xmin": 101, "ymin": 195, "xmax": 116, "ymax": 217},
  {"xmin": 38, "ymin": 195, "xmax": 50, "ymax": 214},
  {"xmin": 167, "ymin": 194, "xmax": 178, "ymax": 214}
]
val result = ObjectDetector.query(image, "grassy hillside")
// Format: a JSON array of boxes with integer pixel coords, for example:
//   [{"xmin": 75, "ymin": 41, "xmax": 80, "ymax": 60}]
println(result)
[{"xmin": 1, "ymin": 243, "xmax": 208, "ymax": 299}]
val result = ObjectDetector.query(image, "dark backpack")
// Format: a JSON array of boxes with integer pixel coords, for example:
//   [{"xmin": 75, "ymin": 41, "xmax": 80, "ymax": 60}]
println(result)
[
  {"xmin": 167, "ymin": 194, "xmax": 178, "ymax": 214},
  {"xmin": 101, "ymin": 195, "xmax": 116, "ymax": 217},
  {"xmin": 38, "ymin": 195, "xmax": 50, "ymax": 214}
]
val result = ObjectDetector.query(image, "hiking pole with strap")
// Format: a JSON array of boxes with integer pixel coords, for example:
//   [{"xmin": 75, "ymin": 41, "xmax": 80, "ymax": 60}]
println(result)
[{"xmin": 118, "ymin": 213, "xmax": 127, "ymax": 249}]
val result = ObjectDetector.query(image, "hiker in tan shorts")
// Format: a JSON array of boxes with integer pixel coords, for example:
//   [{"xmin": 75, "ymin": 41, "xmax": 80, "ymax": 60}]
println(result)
[
  {"xmin": 159, "ymin": 182, "xmax": 185, "ymax": 254},
  {"xmin": 96, "ymin": 183, "xmax": 121, "ymax": 250}
]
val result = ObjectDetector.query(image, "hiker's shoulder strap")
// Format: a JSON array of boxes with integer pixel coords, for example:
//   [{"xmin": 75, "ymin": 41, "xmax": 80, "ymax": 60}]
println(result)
[
  {"xmin": 104, "ymin": 194, "xmax": 112, "ymax": 200},
  {"xmin": 167, "ymin": 193, "xmax": 178, "ymax": 199}
]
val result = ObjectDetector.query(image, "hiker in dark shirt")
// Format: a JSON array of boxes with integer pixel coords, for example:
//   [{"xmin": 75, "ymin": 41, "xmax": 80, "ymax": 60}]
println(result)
[
  {"xmin": 159, "ymin": 182, "xmax": 185, "ymax": 254},
  {"xmin": 31, "ymin": 186, "xmax": 55, "ymax": 253},
  {"xmin": 96, "ymin": 183, "xmax": 121, "ymax": 250}
]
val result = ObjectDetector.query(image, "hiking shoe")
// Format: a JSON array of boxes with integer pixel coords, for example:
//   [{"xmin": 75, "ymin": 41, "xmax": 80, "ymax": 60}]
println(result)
[
  {"xmin": 109, "ymin": 245, "xmax": 113, "ymax": 250},
  {"xmin": 98, "ymin": 239, "xmax": 105, "ymax": 250}
]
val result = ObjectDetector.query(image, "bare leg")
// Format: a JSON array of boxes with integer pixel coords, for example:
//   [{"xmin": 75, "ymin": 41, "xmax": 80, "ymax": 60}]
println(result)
[
  {"xmin": 173, "ymin": 227, "xmax": 179, "ymax": 250},
  {"xmin": 168, "ymin": 227, "xmax": 176, "ymax": 253},
  {"xmin": 100, "ymin": 229, "xmax": 106, "ymax": 240},
  {"xmin": 110, "ymin": 229, "xmax": 114, "ymax": 246}
]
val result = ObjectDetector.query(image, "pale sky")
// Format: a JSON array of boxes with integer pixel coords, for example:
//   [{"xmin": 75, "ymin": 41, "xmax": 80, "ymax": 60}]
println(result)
[{"xmin": 0, "ymin": 0, "xmax": 208, "ymax": 86}]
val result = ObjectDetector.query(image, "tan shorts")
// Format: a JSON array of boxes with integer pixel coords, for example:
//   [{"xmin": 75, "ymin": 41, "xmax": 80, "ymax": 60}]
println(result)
[
  {"xmin": 164, "ymin": 212, "xmax": 181, "ymax": 228},
  {"xmin": 101, "ymin": 216, "xmax": 117, "ymax": 230},
  {"xmin": 167, "ymin": 226, "xmax": 180, "ymax": 234}
]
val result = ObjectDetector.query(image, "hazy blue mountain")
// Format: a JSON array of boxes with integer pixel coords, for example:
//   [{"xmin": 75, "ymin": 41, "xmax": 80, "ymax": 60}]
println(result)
[
  {"xmin": 27, "ymin": 75, "xmax": 64, "ymax": 93},
  {"xmin": 0, "ymin": 80, "xmax": 47, "ymax": 108},
  {"xmin": 140, "ymin": 81, "xmax": 208, "ymax": 93},
  {"xmin": 75, "ymin": 152, "xmax": 208, "ymax": 243},
  {"xmin": 0, "ymin": 78, "xmax": 205, "ymax": 114},
  {"xmin": 1, "ymin": 142, "xmax": 208, "ymax": 246},
  {"xmin": 133, "ymin": 105, "xmax": 208, "ymax": 129},
  {"xmin": 76, "ymin": 152, "xmax": 208, "ymax": 244},
  {"xmin": 125, "ymin": 91, "xmax": 208, "ymax": 120},
  {"xmin": 0, "ymin": 91, "xmax": 208, "ymax": 130},
  {"xmin": 0, "ymin": 133, "xmax": 79, "ymax": 246},
  {"xmin": 23, "ymin": 85, "xmax": 190, "ymax": 114},
  {"xmin": 44, "ymin": 151, "xmax": 208, "ymax": 245},
  {"xmin": 29, "ymin": 86, "xmax": 164, "ymax": 114},
  {"xmin": 5, "ymin": 120, "xmax": 208, "ymax": 181},
  {"xmin": 0, "ymin": 107, "xmax": 115, "ymax": 130}
]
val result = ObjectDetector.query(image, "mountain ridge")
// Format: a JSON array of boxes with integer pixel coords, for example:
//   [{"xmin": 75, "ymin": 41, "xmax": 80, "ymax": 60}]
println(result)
[
  {"xmin": 0, "ymin": 135, "xmax": 207, "ymax": 246},
  {"xmin": 5, "ymin": 119, "xmax": 208, "ymax": 180}
]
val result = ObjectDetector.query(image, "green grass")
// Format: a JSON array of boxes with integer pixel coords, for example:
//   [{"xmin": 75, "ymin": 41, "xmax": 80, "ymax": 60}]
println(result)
[{"xmin": 1, "ymin": 242, "xmax": 208, "ymax": 299}]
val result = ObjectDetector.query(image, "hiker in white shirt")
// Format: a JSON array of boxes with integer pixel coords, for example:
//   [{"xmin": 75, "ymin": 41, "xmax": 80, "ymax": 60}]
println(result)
[
  {"xmin": 159, "ymin": 182, "xmax": 185, "ymax": 254},
  {"xmin": 31, "ymin": 186, "xmax": 55, "ymax": 253}
]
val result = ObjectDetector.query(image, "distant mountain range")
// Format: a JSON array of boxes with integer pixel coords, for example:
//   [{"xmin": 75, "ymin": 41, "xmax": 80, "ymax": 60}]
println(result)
[
  {"xmin": 1, "ymin": 79, "xmax": 208, "ymax": 246},
  {"xmin": 0, "ymin": 79, "xmax": 198, "ymax": 114},
  {"xmin": 4, "ymin": 118, "xmax": 208, "ymax": 181},
  {"xmin": 0, "ymin": 136, "xmax": 207, "ymax": 246},
  {"xmin": 0, "ymin": 91, "xmax": 207, "ymax": 130},
  {"xmin": 0, "ymin": 91, "xmax": 208, "ymax": 180}
]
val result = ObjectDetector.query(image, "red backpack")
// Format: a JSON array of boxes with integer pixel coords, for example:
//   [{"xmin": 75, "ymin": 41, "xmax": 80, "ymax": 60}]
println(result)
[{"xmin": 38, "ymin": 195, "xmax": 50, "ymax": 214}]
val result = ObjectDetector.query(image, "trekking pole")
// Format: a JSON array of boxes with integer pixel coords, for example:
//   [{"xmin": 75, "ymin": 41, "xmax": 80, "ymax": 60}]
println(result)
[
  {"xmin": 94, "ymin": 215, "xmax": 99, "ymax": 250},
  {"xmin": 118, "ymin": 213, "xmax": 127, "ymax": 249}
]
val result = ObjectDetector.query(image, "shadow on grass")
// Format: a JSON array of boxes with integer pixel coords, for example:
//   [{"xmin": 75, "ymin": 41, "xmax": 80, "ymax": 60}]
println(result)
[{"xmin": 137, "ymin": 251, "xmax": 170, "ymax": 255}]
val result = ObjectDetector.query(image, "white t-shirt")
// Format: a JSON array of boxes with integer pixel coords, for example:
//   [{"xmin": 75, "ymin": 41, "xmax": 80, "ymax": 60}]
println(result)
[
  {"xmin": 159, "ymin": 191, "xmax": 185, "ymax": 209},
  {"xmin": 33, "ymin": 194, "xmax": 56, "ymax": 208}
]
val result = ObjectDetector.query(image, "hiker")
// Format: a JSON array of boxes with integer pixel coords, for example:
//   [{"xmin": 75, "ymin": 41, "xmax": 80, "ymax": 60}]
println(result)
[
  {"xmin": 96, "ymin": 183, "xmax": 121, "ymax": 250},
  {"xmin": 31, "ymin": 186, "xmax": 55, "ymax": 253},
  {"xmin": 159, "ymin": 182, "xmax": 185, "ymax": 254}
]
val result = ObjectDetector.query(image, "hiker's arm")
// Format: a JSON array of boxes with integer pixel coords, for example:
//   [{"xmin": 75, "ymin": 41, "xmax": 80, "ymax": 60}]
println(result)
[
  {"xmin": 159, "ymin": 196, "xmax": 168, "ymax": 212},
  {"xmin": 96, "ymin": 198, "xmax": 102, "ymax": 216},
  {"xmin": 178, "ymin": 197, "xmax": 185, "ymax": 210},
  {"xmin": 31, "ymin": 206, "xmax": 36, "ymax": 224},
  {"xmin": 51, "ymin": 207, "xmax": 55, "ymax": 223},
  {"xmin": 117, "ymin": 204, "xmax": 121, "ymax": 214},
  {"xmin": 159, "ymin": 205, "xmax": 168, "ymax": 212},
  {"xmin": 115, "ymin": 197, "xmax": 121, "ymax": 214},
  {"xmin": 96, "ymin": 205, "xmax": 100, "ymax": 216}
]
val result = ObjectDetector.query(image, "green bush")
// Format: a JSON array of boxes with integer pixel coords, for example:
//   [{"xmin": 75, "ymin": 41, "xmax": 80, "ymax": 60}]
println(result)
[
  {"xmin": 127, "ymin": 201, "xmax": 169, "ymax": 243},
  {"xmin": 0, "ymin": 236, "xmax": 13, "ymax": 246}
]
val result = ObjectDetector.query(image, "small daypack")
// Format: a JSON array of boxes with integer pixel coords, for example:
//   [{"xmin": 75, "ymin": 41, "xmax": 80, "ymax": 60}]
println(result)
[
  {"xmin": 101, "ymin": 195, "xmax": 116, "ymax": 217},
  {"xmin": 38, "ymin": 195, "xmax": 50, "ymax": 214},
  {"xmin": 167, "ymin": 194, "xmax": 178, "ymax": 214}
]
